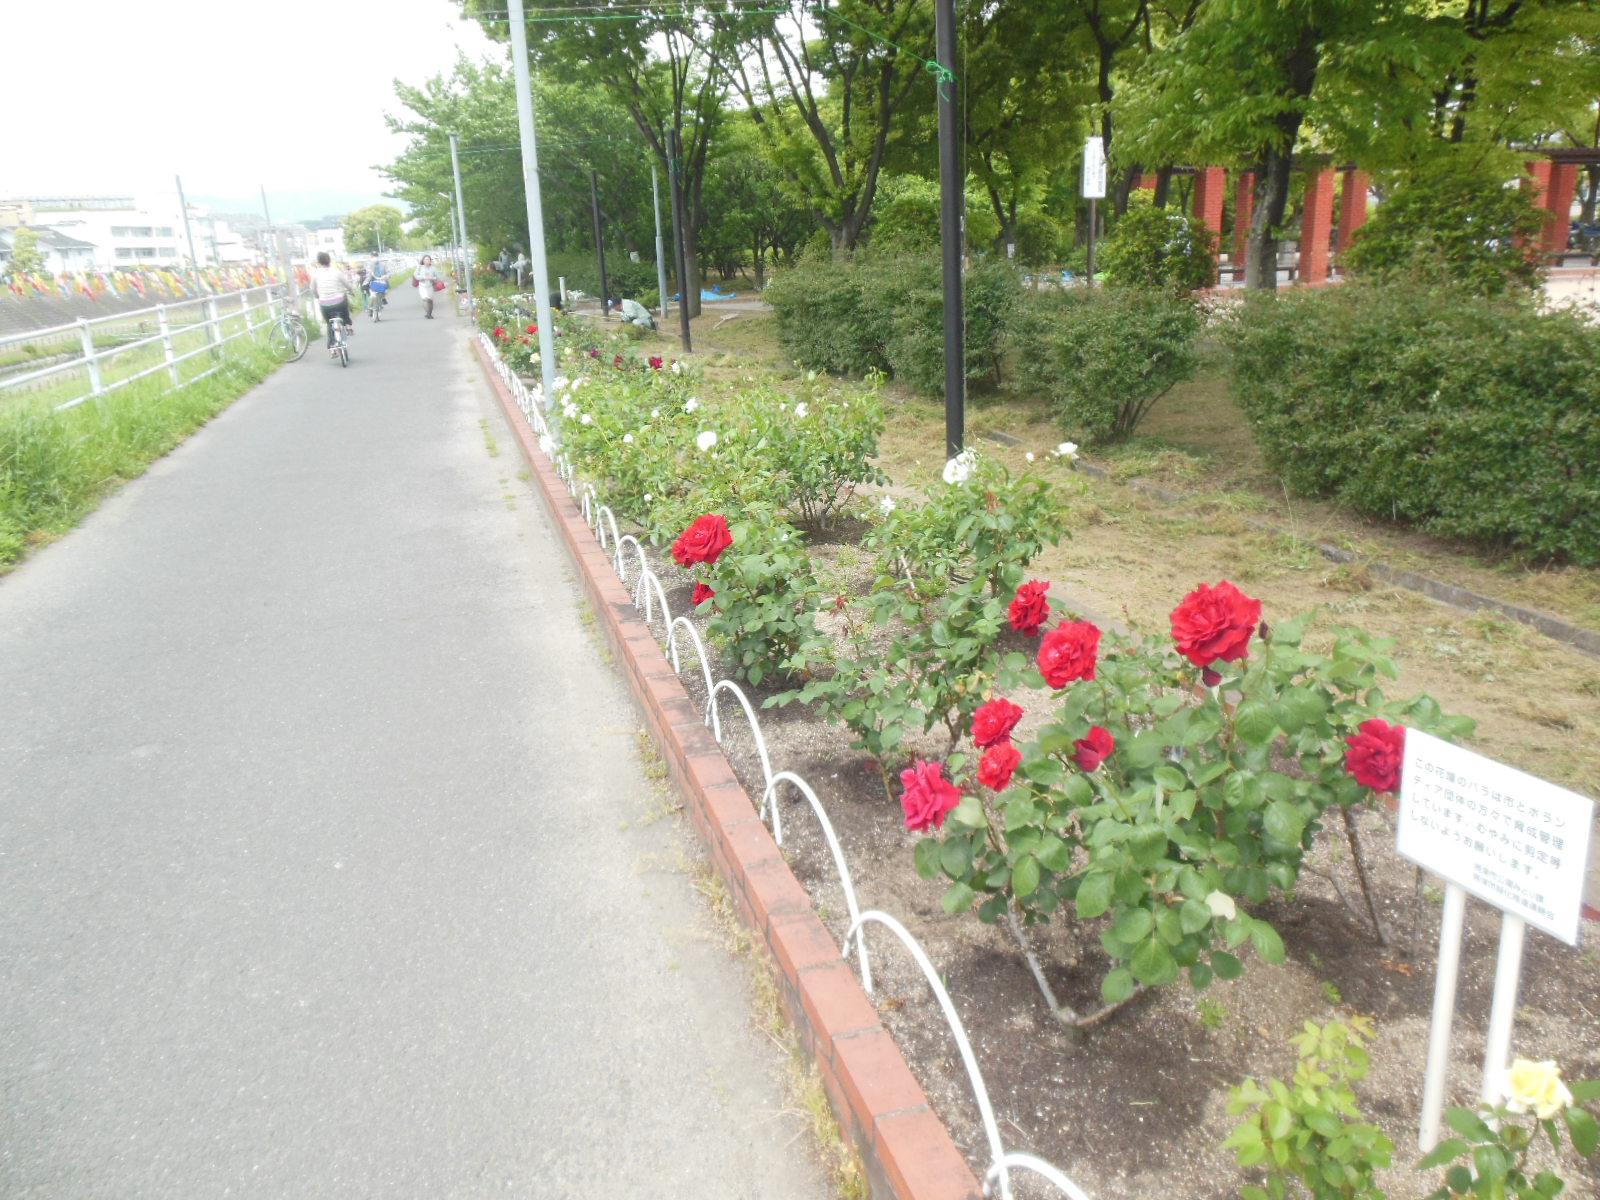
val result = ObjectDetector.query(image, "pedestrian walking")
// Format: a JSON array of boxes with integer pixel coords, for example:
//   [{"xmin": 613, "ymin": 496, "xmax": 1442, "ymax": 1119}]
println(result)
[{"xmin": 413, "ymin": 254, "xmax": 442, "ymax": 319}]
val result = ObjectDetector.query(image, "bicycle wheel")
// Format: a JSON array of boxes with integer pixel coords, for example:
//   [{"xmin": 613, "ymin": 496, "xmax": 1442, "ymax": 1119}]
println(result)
[
  {"xmin": 338, "ymin": 338, "xmax": 349, "ymax": 367},
  {"xmin": 266, "ymin": 318, "xmax": 308, "ymax": 363}
]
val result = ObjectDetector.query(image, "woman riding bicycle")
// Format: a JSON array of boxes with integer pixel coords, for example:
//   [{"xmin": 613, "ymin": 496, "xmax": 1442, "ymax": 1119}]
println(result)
[{"xmin": 310, "ymin": 252, "xmax": 354, "ymax": 351}]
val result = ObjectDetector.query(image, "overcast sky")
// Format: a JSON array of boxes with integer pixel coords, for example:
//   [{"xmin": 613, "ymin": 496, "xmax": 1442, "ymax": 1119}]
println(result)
[{"xmin": 9, "ymin": 0, "xmax": 503, "ymax": 220}]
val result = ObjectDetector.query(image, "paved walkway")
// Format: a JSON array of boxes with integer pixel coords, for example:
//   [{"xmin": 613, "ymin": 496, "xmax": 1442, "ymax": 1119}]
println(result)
[{"xmin": 0, "ymin": 297, "xmax": 830, "ymax": 1198}]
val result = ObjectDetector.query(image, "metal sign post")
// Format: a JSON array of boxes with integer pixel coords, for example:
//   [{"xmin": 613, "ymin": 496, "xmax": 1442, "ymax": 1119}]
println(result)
[
  {"xmin": 449, "ymin": 133, "xmax": 474, "ymax": 315},
  {"xmin": 506, "ymin": 0, "xmax": 558, "ymax": 405},
  {"xmin": 652, "ymin": 166, "xmax": 670, "ymax": 322},
  {"xmin": 933, "ymin": 0, "xmax": 963, "ymax": 457},
  {"xmin": 1082, "ymin": 137, "xmax": 1106, "ymax": 287},
  {"xmin": 1399, "ymin": 729, "xmax": 1594, "ymax": 1150}
]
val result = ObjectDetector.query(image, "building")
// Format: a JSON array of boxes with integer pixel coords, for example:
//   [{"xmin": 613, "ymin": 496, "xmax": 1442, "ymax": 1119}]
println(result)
[
  {"xmin": 306, "ymin": 219, "xmax": 348, "ymax": 263},
  {"xmin": 5, "ymin": 197, "xmax": 187, "ymax": 269},
  {"xmin": 0, "ymin": 226, "xmax": 98, "ymax": 274}
]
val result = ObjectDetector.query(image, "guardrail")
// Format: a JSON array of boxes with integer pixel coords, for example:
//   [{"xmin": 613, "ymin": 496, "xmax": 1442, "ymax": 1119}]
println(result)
[{"xmin": 0, "ymin": 284, "xmax": 294, "ymax": 412}]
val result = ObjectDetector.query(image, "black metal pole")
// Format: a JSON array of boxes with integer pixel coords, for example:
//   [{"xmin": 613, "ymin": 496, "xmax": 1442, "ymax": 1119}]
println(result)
[
  {"xmin": 589, "ymin": 169, "xmax": 610, "ymax": 319},
  {"xmin": 668, "ymin": 128, "xmax": 694, "ymax": 354},
  {"xmin": 934, "ymin": 0, "xmax": 963, "ymax": 457},
  {"xmin": 1086, "ymin": 198, "xmax": 1097, "ymax": 286}
]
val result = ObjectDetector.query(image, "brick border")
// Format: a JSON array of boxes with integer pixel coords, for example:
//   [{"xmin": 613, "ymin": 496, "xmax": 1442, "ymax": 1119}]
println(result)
[{"xmin": 473, "ymin": 340, "xmax": 982, "ymax": 1200}]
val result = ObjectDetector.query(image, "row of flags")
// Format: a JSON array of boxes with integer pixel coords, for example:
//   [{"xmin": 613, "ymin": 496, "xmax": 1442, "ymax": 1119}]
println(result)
[{"xmin": 1, "ymin": 264, "xmax": 300, "ymax": 303}]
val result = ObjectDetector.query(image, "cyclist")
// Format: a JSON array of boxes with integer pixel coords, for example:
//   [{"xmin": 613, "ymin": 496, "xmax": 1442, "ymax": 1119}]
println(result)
[
  {"xmin": 310, "ymin": 251, "xmax": 355, "ymax": 352},
  {"xmin": 367, "ymin": 253, "xmax": 390, "ymax": 314}
]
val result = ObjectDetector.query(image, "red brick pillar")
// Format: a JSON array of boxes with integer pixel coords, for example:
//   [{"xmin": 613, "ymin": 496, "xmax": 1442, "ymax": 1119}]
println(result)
[
  {"xmin": 1519, "ymin": 160, "xmax": 1553, "ymax": 252},
  {"xmin": 1299, "ymin": 169, "xmax": 1336, "ymax": 285},
  {"xmin": 1542, "ymin": 163, "xmax": 1579, "ymax": 256},
  {"xmin": 1234, "ymin": 172, "xmax": 1255, "ymax": 281},
  {"xmin": 1192, "ymin": 167, "xmax": 1226, "ymax": 285},
  {"xmin": 1137, "ymin": 172, "xmax": 1157, "ymax": 191},
  {"xmin": 1336, "ymin": 169, "xmax": 1370, "ymax": 258}
]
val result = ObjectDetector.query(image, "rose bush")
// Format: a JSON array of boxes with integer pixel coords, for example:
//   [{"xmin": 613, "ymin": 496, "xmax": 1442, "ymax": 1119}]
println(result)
[{"xmin": 697, "ymin": 509, "xmax": 826, "ymax": 687}]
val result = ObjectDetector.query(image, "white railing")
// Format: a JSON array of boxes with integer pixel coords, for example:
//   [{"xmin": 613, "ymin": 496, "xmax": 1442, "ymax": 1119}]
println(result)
[
  {"xmin": 0, "ymin": 284, "xmax": 287, "ymax": 412},
  {"xmin": 482, "ymin": 334, "xmax": 1095, "ymax": 1200}
]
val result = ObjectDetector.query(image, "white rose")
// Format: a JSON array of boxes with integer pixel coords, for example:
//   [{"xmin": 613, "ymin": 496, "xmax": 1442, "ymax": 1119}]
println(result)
[
  {"xmin": 580, "ymin": 413, "xmax": 593, "ymax": 426},
  {"xmin": 1054, "ymin": 441, "xmax": 1080, "ymax": 461},
  {"xmin": 684, "ymin": 398, "xmax": 700, "ymax": 413},
  {"xmin": 643, "ymin": 493, "xmax": 652, "ymax": 503},
  {"xmin": 878, "ymin": 496, "xmax": 896, "ymax": 515},
  {"xmin": 1205, "ymin": 891, "xmax": 1237, "ymax": 921},
  {"xmin": 1503, "ymin": 1059, "xmax": 1574, "ymax": 1119},
  {"xmin": 650, "ymin": 408, "xmax": 660, "ymax": 419},
  {"xmin": 622, "ymin": 433, "xmax": 634, "ymax": 444},
  {"xmin": 1025, "ymin": 452, "xmax": 1035, "ymax": 463},
  {"xmin": 942, "ymin": 448, "xmax": 977, "ymax": 486},
  {"xmin": 794, "ymin": 402, "xmax": 809, "ymax": 419},
  {"xmin": 671, "ymin": 360, "xmax": 682, "ymax": 375},
  {"xmin": 695, "ymin": 430, "xmax": 718, "ymax": 452}
]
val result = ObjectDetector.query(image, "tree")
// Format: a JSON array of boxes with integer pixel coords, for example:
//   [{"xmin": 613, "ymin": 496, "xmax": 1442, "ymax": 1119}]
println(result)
[
  {"xmin": 6, "ymin": 227, "xmax": 46, "ymax": 275},
  {"xmin": 720, "ymin": 0, "xmax": 934, "ymax": 254},
  {"xmin": 342, "ymin": 205, "xmax": 405, "ymax": 255}
]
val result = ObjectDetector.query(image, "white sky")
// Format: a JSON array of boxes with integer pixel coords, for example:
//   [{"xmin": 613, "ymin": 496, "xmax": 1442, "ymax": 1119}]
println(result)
[{"xmin": 8, "ymin": 0, "xmax": 503, "ymax": 219}]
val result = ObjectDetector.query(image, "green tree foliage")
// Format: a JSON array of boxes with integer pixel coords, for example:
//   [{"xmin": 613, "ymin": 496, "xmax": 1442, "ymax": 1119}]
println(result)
[
  {"xmin": 1098, "ymin": 198, "xmax": 1218, "ymax": 293},
  {"xmin": 6, "ymin": 227, "xmax": 46, "ymax": 275},
  {"xmin": 341, "ymin": 205, "xmax": 404, "ymax": 255}
]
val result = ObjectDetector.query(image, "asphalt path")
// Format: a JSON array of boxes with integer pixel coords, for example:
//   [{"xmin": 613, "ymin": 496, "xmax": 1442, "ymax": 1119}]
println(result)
[{"xmin": 0, "ymin": 293, "xmax": 830, "ymax": 1199}]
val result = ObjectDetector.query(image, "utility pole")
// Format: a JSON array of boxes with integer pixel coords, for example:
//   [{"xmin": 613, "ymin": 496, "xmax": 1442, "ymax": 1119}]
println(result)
[
  {"xmin": 651, "ymin": 165, "xmax": 670, "ymax": 322},
  {"xmin": 667, "ymin": 128, "xmax": 693, "ymax": 353},
  {"xmin": 933, "ymin": 0, "xmax": 963, "ymax": 457},
  {"xmin": 174, "ymin": 173, "xmax": 208, "ymax": 295},
  {"xmin": 506, "ymin": 0, "xmax": 558, "ymax": 404},
  {"xmin": 589, "ymin": 170, "xmax": 610, "ymax": 319},
  {"xmin": 449, "ymin": 133, "xmax": 474, "ymax": 313}
]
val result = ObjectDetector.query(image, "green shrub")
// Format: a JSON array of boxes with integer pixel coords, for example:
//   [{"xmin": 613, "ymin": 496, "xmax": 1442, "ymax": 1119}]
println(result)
[
  {"xmin": 764, "ymin": 253, "xmax": 886, "ymax": 377},
  {"xmin": 545, "ymin": 251, "xmax": 656, "ymax": 302},
  {"xmin": 1100, "ymin": 201, "xmax": 1218, "ymax": 295},
  {"xmin": 869, "ymin": 175, "xmax": 1001, "ymax": 252},
  {"xmin": 699, "ymin": 508, "xmax": 826, "ymax": 687},
  {"xmin": 1223, "ymin": 283, "xmax": 1600, "ymax": 563},
  {"xmin": 1342, "ymin": 158, "xmax": 1547, "ymax": 297},
  {"xmin": 1011, "ymin": 287, "xmax": 1201, "ymax": 444}
]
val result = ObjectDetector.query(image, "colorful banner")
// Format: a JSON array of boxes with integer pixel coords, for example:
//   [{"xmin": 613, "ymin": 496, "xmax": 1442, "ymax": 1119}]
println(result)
[{"xmin": 0, "ymin": 264, "xmax": 286, "ymax": 303}]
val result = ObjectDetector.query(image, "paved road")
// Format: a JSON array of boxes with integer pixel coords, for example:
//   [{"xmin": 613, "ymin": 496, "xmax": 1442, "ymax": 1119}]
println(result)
[{"xmin": 0, "ymin": 296, "xmax": 830, "ymax": 1199}]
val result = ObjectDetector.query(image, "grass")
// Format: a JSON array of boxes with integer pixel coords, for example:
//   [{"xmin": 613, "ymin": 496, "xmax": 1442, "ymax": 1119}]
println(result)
[{"xmin": 0, "ymin": 336, "xmax": 282, "ymax": 568}]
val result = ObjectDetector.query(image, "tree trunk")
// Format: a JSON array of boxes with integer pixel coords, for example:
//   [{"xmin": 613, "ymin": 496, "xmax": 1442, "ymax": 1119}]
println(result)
[
  {"xmin": 1152, "ymin": 166, "xmax": 1174, "ymax": 209},
  {"xmin": 1246, "ymin": 150, "xmax": 1294, "ymax": 290},
  {"xmin": 681, "ymin": 217, "xmax": 702, "ymax": 319}
]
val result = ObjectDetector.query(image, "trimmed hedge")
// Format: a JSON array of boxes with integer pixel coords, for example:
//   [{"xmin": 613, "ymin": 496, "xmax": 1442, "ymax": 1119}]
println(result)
[{"xmin": 1223, "ymin": 284, "xmax": 1600, "ymax": 564}]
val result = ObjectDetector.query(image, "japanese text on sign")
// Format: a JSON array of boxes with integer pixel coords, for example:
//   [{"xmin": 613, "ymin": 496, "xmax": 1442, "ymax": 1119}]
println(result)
[
  {"xmin": 1397, "ymin": 729, "xmax": 1593, "ymax": 945},
  {"xmin": 1082, "ymin": 137, "xmax": 1106, "ymax": 200}
]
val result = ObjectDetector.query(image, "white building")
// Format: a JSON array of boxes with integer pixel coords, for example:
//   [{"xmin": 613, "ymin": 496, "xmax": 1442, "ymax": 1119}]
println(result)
[
  {"xmin": 307, "ymin": 222, "xmax": 348, "ymax": 262},
  {"xmin": 0, "ymin": 196, "xmax": 271, "ymax": 270},
  {"xmin": 0, "ymin": 226, "xmax": 98, "ymax": 274}
]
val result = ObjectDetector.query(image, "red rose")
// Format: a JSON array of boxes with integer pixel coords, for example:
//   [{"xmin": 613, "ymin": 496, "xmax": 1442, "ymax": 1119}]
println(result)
[
  {"xmin": 493, "ymin": 326, "xmax": 507, "ymax": 339},
  {"xmin": 972, "ymin": 698, "xmax": 1023, "ymax": 748},
  {"xmin": 1008, "ymin": 580, "xmax": 1050, "ymax": 635},
  {"xmin": 588, "ymin": 347, "xmax": 600, "ymax": 358},
  {"xmin": 1170, "ymin": 581, "xmax": 1262, "ymax": 668},
  {"xmin": 648, "ymin": 355, "xmax": 664, "ymax": 370},
  {"xmin": 1037, "ymin": 620, "xmax": 1100, "ymax": 688},
  {"xmin": 671, "ymin": 514, "xmax": 733, "ymax": 568},
  {"xmin": 977, "ymin": 742, "xmax": 1021, "ymax": 791},
  {"xmin": 613, "ymin": 354, "xmax": 624, "ymax": 368},
  {"xmin": 899, "ymin": 760, "xmax": 961, "ymax": 833},
  {"xmin": 519, "ymin": 335, "xmax": 530, "ymax": 344},
  {"xmin": 1072, "ymin": 726, "xmax": 1115, "ymax": 772},
  {"xmin": 526, "ymin": 323, "xmax": 538, "ymax": 334},
  {"xmin": 691, "ymin": 582, "xmax": 715, "ymax": 607},
  {"xmin": 1344, "ymin": 719, "xmax": 1405, "ymax": 793}
]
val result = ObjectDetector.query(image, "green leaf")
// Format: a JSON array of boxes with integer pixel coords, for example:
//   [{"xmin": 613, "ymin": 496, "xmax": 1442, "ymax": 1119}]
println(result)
[
  {"xmin": 1567, "ymin": 1080, "xmax": 1600, "ymax": 1103},
  {"xmin": 1249, "ymin": 921, "xmax": 1286, "ymax": 965},
  {"xmin": 1234, "ymin": 700, "xmax": 1278, "ymax": 746},
  {"xmin": 1179, "ymin": 898, "xmax": 1212, "ymax": 934},
  {"xmin": 1012, "ymin": 854, "xmax": 1041, "ymax": 899},
  {"xmin": 941, "ymin": 881, "xmax": 976, "ymax": 915},
  {"xmin": 1564, "ymin": 1107, "xmax": 1598, "ymax": 1158},
  {"xmin": 1417, "ymin": 1138, "xmax": 1470, "ymax": 1169},
  {"xmin": 1212, "ymin": 951, "xmax": 1244, "ymax": 980},
  {"xmin": 1131, "ymin": 938, "xmax": 1177, "ymax": 986},
  {"xmin": 913, "ymin": 837, "xmax": 942, "ymax": 880},
  {"xmin": 1113, "ymin": 908, "xmax": 1155, "ymax": 942},
  {"xmin": 940, "ymin": 836, "xmax": 973, "ymax": 880},
  {"xmin": 1263, "ymin": 800, "xmax": 1306, "ymax": 846},
  {"xmin": 1445, "ymin": 1109, "xmax": 1496, "ymax": 1142},
  {"xmin": 1154, "ymin": 765, "xmax": 1187, "ymax": 792},
  {"xmin": 1076, "ymin": 871, "xmax": 1113, "ymax": 919},
  {"xmin": 1101, "ymin": 966, "xmax": 1136, "ymax": 1004},
  {"xmin": 1472, "ymin": 1143, "xmax": 1509, "ymax": 1183}
]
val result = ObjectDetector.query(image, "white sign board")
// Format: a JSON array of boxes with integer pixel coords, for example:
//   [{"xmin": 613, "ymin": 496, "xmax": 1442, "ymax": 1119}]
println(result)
[
  {"xmin": 1081, "ymin": 137, "xmax": 1106, "ymax": 200},
  {"xmin": 1397, "ymin": 729, "xmax": 1593, "ymax": 944}
]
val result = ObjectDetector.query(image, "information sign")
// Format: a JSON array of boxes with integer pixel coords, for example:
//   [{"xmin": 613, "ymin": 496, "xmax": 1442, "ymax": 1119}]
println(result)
[
  {"xmin": 1081, "ymin": 137, "xmax": 1106, "ymax": 200},
  {"xmin": 1398, "ymin": 729, "xmax": 1593, "ymax": 945}
]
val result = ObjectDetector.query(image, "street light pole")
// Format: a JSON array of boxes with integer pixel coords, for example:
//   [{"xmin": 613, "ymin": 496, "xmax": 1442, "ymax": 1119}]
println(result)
[
  {"xmin": 174, "ymin": 173, "xmax": 207, "ymax": 295},
  {"xmin": 668, "ymin": 128, "xmax": 693, "ymax": 354},
  {"xmin": 506, "ymin": 0, "xmax": 558, "ymax": 404},
  {"xmin": 933, "ymin": 0, "xmax": 963, "ymax": 457},
  {"xmin": 590, "ymin": 169, "xmax": 610, "ymax": 319},
  {"xmin": 652, "ymin": 165, "xmax": 670, "ymax": 323},
  {"xmin": 449, "ymin": 133, "xmax": 474, "ymax": 314}
]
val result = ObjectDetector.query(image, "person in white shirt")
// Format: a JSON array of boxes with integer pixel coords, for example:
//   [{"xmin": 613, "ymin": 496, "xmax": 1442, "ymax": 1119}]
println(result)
[
  {"xmin": 310, "ymin": 251, "xmax": 354, "ymax": 349},
  {"xmin": 413, "ymin": 254, "xmax": 440, "ymax": 319}
]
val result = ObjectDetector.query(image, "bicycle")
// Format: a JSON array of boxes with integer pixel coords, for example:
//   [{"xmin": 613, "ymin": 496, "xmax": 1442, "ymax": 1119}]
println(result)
[
  {"xmin": 367, "ymin": 280, "xmax": 388, "ymax": 322},
  {"xmin": 264, "ymin": 293, "xmax": 309, "ymax": 362},
  {"xmin": 329, "ymin": 316, "xmax": 351, "ymax": 367}
]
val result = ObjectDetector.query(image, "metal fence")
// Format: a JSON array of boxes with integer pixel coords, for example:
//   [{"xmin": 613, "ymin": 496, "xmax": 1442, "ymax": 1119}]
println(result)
[{"xmin": 0, "ymin": 285, "xmax": 300, "ymax": 413}]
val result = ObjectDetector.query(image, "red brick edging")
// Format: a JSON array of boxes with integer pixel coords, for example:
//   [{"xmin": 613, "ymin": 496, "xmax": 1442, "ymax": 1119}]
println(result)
[{"xmin": 473, "ymin": 340, "xmax": 982, "ymax": 1200}]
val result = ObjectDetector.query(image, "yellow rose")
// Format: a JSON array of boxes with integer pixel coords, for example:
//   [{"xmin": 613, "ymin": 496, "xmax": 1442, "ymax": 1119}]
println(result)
[{"xmin": 1503, "ymin": 1058, "xmax": 1575, "ymax": 1119}]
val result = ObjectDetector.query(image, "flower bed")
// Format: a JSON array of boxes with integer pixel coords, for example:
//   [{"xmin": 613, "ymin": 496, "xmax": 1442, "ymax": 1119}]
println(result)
[{"xmin": 475, "ymin": 299, "xmax": 1600, "ymax": 1200}]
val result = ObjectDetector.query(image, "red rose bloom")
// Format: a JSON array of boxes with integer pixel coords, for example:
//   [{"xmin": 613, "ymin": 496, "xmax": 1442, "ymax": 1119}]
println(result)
[
  {"xmin": 671, "ymin": 514, "xmax": 733, "ymax": 568},
  {"xmin": 1037, "ymin": 620, "xmax": 1101, "ymax": 688},
  {"xmin": 977, "ymin": 742, "xmax": 1022, "ymax": 791},
  {"xmin": 972, "ymin": 698, "xmax": 1024, "ymax": 748},
  {"xmin": 1170, "ymin": 581, "xmax": 1262, "ymax": 668},
  {"xmin": 1344, "ymin": 719, "xmax": 1405, "ymax": 793},
  {"xmin": 691, "ymin": 582, "xmax": 715, "ymax": 607},
  {"xmin": 648, "ymin": 355, "xmax": 664, "ymax": 370},
  {"xmin": 588, "ymin": 347, "xmax": 601, "ymax": 359},
  {"xmin": 1008, "ymin": 580, "xmax": 1051, "ymax": 635},
  {"xmin": 492, "ymin": 326, "xmax": 507, "ymax": 339},
  {"xmin": 613, "ymin": 354, "xmax": 624, "ymax": 368},
  {"xmin": 519, "ymin": 335, "xmax": 530, "ymax": 344},
  {"xmin": 526, "ymin": 323, "xmax": 538, "ymax": 334},
  {"xmin": 899, "ymin": 760, "xmax": 961, "ymax": 833},
  {"xmin": 1072, "ymin": 726, "xmax": 1115, "ymax": 772}
]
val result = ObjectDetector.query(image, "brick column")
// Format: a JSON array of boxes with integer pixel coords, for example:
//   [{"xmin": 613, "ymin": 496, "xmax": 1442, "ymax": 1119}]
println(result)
[
  {"xmin": 1336, "ymin": 169, "xmax": 1370, "ymax": 259},
  {"xmin": 1542, "ymin": 162, "xmax": 1579, "ymax": 255},
  {"xmin": 1299, "ymin": 168, "xmax": 1336, "ymax": 285},
  {"xmin": 1137, "ymin": 172, "xmax": 1157, "ymax": 191},
  {"xmin": 1233, "ymin": 172, "xmax": 1255, "ymax": 281},
  {"xmin": 1518, "ymin": 160, "xmax": 1553, "ymax": 252},
  {"xmin": 1191, "ymin": 166, "xmax": 1226, "ymax": 285}
]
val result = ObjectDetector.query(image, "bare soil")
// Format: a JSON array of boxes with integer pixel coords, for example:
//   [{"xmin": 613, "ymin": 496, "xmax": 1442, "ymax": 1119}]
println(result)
[{"xmin": 568, "ymin": 310, "xmax": 1600, "ymax": 1199}]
